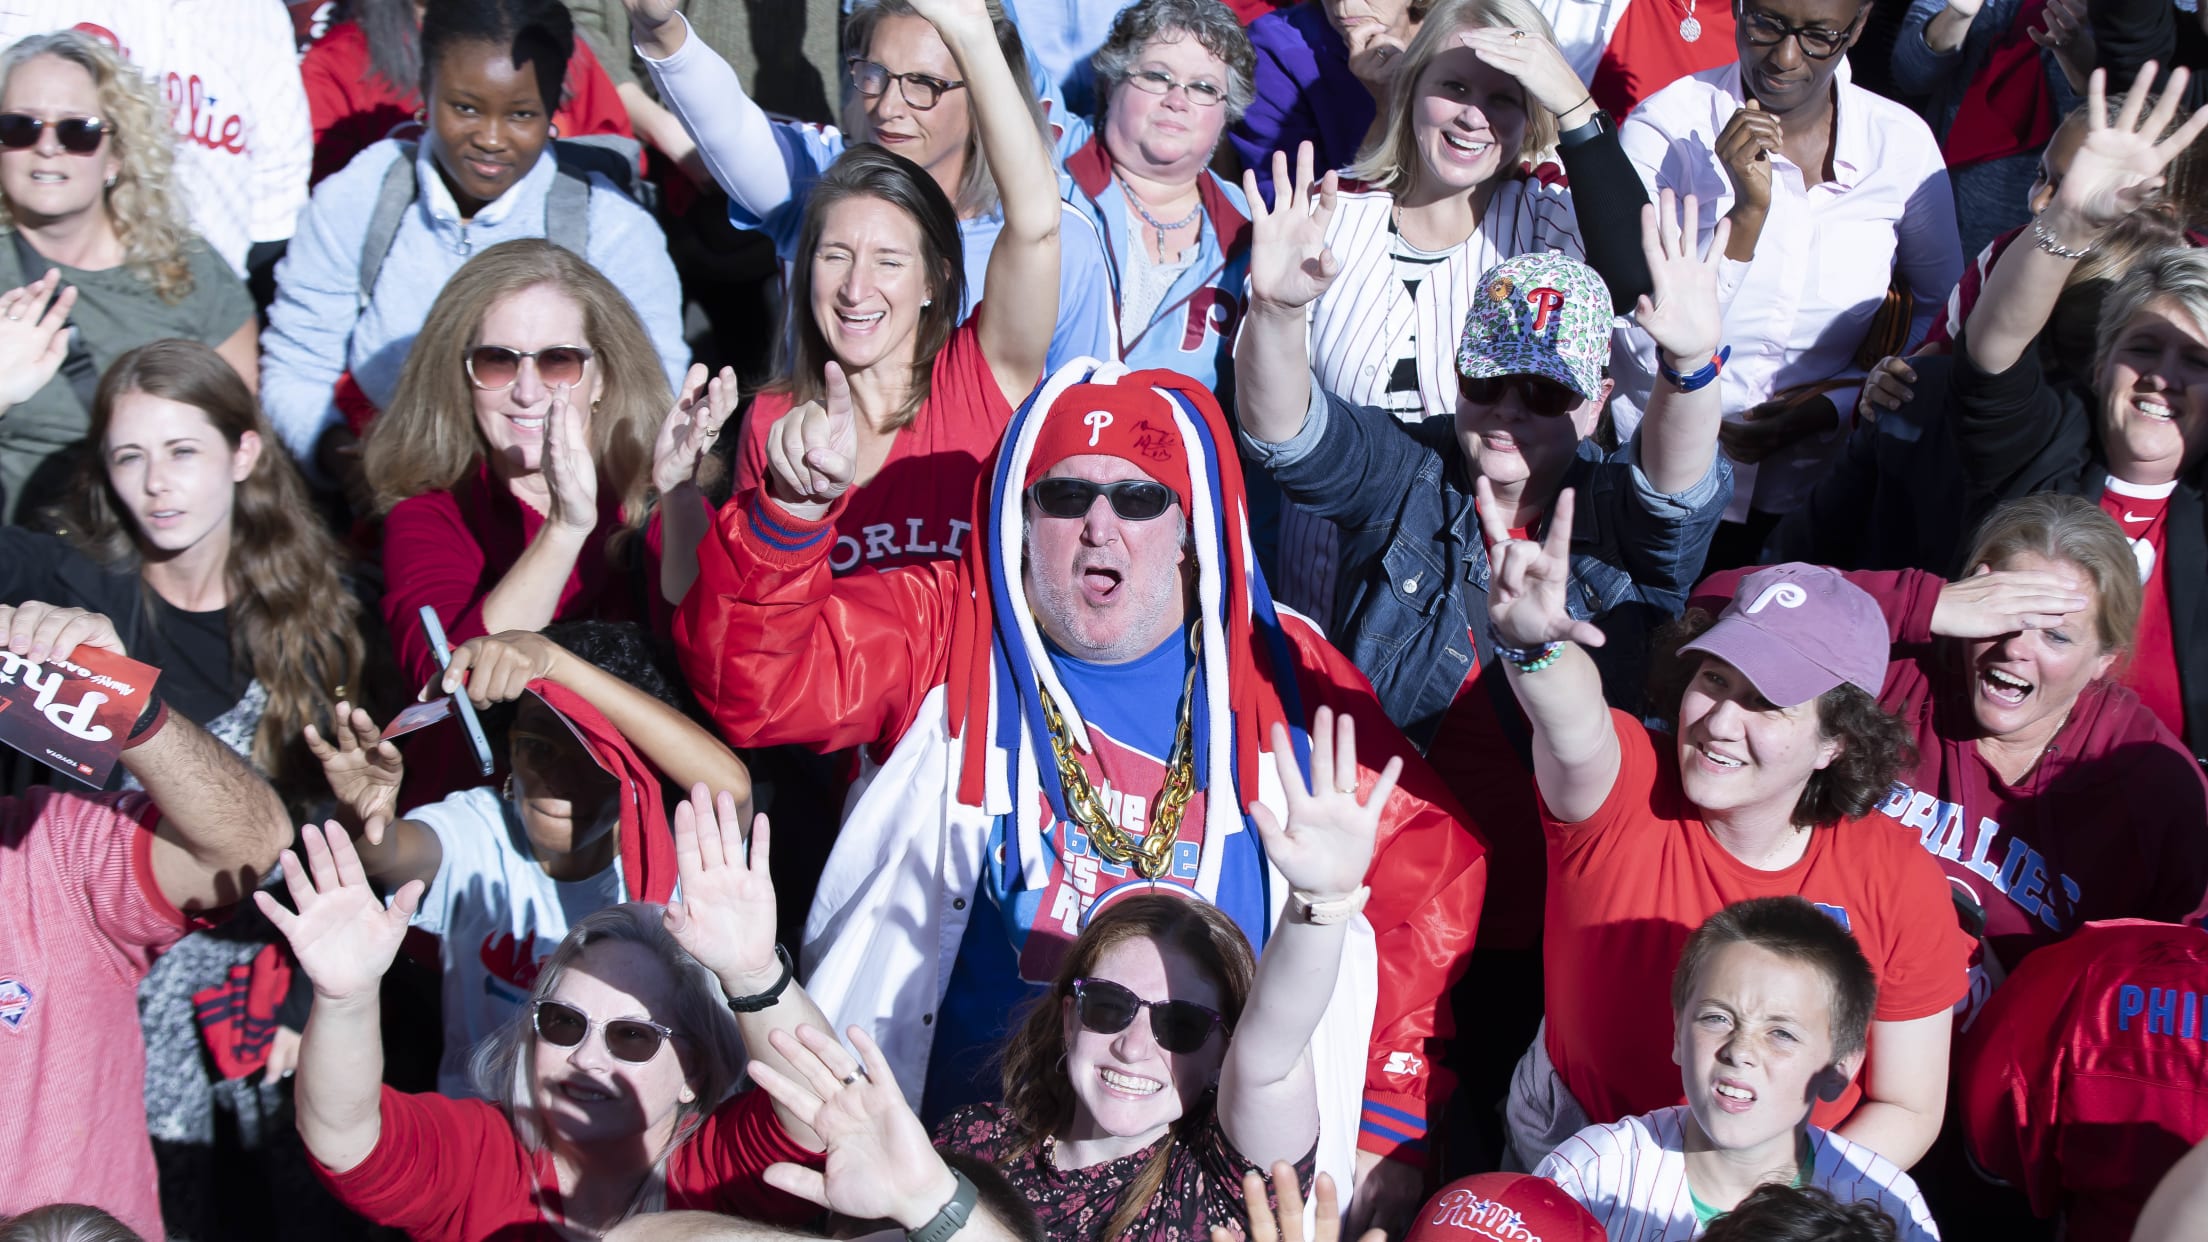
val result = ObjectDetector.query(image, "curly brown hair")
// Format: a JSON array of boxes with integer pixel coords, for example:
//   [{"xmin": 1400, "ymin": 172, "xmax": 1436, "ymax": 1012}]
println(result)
[
  {"xmin": 1649, "ymin": 610, "xmax": 1914, "ymax": 827},
  {"xmin": 997, "ymin": 895, "xmax": 1255, "ymax": 1240}
]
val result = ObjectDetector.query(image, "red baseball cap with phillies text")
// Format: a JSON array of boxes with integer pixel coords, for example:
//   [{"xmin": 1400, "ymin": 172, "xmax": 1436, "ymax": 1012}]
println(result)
[
  {"xmin": 1403, "ymin": 1174, "xmax": 1608, "ymax": 1242},
  {"xmin": 1022, "ymin": 382, "xmax": 1193, "ymax": 512}
]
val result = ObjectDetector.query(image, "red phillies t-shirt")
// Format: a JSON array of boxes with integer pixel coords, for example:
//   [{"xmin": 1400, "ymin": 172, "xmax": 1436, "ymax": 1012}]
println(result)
[
  {"xmin": 316, "ymin": 1085, "xmax": 820, "ymax": 1239},
  {"xmin": 738, "ymin": 317, "xmax": 1012, "ymax": 576},
  {"xmin": 2100, "ymin": 479, "xmax": 2186, "ymax": 739},
  {"xmin": 1959, "ymin": 920, "xmax": 2208, "ymax": 1242},
  {"xmin": 0, "ymin": 790, "xmax": 194, "ymax": 1242},
  {"xmin": 1542, "ymin": 711, "xmax": 1973, "ymax": 1128}
]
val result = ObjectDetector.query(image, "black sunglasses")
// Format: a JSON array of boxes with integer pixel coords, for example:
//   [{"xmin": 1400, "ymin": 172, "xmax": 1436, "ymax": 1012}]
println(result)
[
  {"xmin": 1736, "ymin": 3, "xmax": 1864, "ymax": 58},
  {"xmin": 532, "ymin": 999, "xmax": 677, "ymax": 1064},
  {"xmin": 1071, "ymin": 978, "xmax": 1229, "ymax": 1054},
  {"xmin": 1459, "ymin": 374, "xmax": 1583, "ymax": 416},
  {"xmin": 1028, "ymin": 478, "xmax": 1178, "ymax": 522},
  {"xmin": 0, "ymin": 114, "xmax": 107, "ymax": 154}
]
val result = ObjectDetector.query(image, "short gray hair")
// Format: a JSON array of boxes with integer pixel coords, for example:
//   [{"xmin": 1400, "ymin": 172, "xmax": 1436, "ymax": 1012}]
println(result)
[
  {"xmin": 2094, "ymin": 247, "xmax": 2208, "ymax": 384},
  {"xmin": 470, "ymin": 903, "xmax": 750, "ymax": 1216},
  {"xmin": 0, "ymin": 1206, "xmax": 141, "ymax": 1242},
  {"xmin": 1090, "ymin": 0, "xmax": 1257, "ymax": 123}
]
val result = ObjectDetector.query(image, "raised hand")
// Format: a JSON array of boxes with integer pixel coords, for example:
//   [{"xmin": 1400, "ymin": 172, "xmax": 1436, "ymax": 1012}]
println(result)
[
  {"xmin": 1716, "ymin": 102, "xmax": 1781, "ymax": 215},
  {"xmin": 0, "ymin": 600, "xmax": 124, "ymax": 662},
  {"xmin": 255, "ymin": 823, "xmax": 424, "ymax": 1002},
  {"xmin": 436, "ymin": 630, "xmax": 562, "ymax": 709},
  {"xmin": 1459, "ymin": 26, "xmax": 1592, "ymax": 120},
  {"xmin": 653, "ymin": 362, "xmax": 739, "ymax": 495},
  {"xmin": 901, "ymin": 0, "xmax": 997, "ymax": 43},
  {"xmin": 764, "ymin": 361, "xmax": 858, "ymax": 512},
  {"xmin": 1932, "ymin": 564, "xmax": 2092, "ymax": 638},
  {"xmin": 619, "ymin": 0, "xmax": 682, "ymax": 24},
  {"xmin": 1634, "ymin": 189, "xmax": 1729, "ymax": 366},
  {"xmin": 1217, "ymin": 1165, "xmax": 1386, "ymax": 1242},
  {"xmin": 2055, "ymin": 65, "xmax": 2208, "ymax": 231},
  {"xmin": 0, "ymin": 269, "xmax": 75, "ymax": 409},
  {"xmin": 303, "ymin": 703, "xmax": 404, "ymax": 845},
  {"xmin": 1250, "ymin": 705, "xmax": 1395, "ymax": 899},
  {"xmin": 1721, "ymin": 393, "xmax": 1839, "ymax": 464},
  {"xmin": 2028, "ymin": 0, "xmax": 2094, "ymax": 89},
  {"xmin": 541, "ymin": 388, "xmax": 601, "ymax": 535},
  {"xmin": 664, "ymin": 783, "xmax": 781, "ymax": 997},
  {"xmin": 1345, "ymin": 28, "xmax": 1411, "ymax": 96},
  {"xmin": 754, "ymin": 1024, "xmax": 961, "ymax": 1231},
  {"xmin": 1480, "ymin": 481, "xmax": 1607, "ymax": 650},
  {"xmin": 1244, "ymin": 142, "xmax": 1341, "ymax": 313}
]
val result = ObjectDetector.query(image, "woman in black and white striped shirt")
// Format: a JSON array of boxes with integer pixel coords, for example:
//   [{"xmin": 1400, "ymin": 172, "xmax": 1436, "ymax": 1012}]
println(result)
[{"xmin": 1260, "ymin": 0, "xmax": 1651, "ymax": 622}]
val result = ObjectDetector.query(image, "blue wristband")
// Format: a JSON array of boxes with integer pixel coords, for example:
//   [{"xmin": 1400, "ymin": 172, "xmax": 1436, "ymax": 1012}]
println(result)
[{"xmin": 1659, "ymin": 345, "xmax": 1730, "ymax": 392}]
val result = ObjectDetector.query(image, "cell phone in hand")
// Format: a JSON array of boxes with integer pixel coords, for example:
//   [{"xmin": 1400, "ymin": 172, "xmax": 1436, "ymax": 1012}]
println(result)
[{"xmin": 419, "ymin": 606, "xmax": 495, "ymax": 777}]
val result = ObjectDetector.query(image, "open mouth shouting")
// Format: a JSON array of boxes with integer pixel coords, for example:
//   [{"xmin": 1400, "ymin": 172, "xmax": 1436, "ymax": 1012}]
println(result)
[
  {"xmin": 1978, "ymin": 663, "xmax": 2035, "ymax": 708},
  {"xmin": 1437, "ymin": 130, "xmax": 1494, "ymax": 165},
  {"xmin": 1078, "ymin": 561, "xmax": 1126, "ymax": 606}
]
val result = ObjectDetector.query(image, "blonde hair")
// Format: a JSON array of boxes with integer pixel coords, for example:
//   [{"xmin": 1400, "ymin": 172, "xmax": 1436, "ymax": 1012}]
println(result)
[
  {"xmin": 0, "ymin": 32, "xmax": 196, "ymax": 303},
  {"xmin": 0, "ymin": 1204, "xmax": 141, "ymax": 1242},
  {"xmin": 1345, "ymin": 0, "xmax": 1561, "ymax": 195},
  {"xmin": 364, "ymin": 239, "xmax": 668, "ymax": 530},
  {"xmin": 1962, "ymin": 493, "xmax": 2144, "ymax": 654}
]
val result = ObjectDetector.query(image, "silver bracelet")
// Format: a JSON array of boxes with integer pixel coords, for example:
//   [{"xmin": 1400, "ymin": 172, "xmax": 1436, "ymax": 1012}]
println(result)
[{"xmin": 2030, "ymin": 216, "xmax": 2092, "ymax": 260}]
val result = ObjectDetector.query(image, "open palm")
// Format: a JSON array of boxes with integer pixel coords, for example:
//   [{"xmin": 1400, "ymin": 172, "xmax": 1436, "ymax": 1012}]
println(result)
[
  {"xmin": 1251, "ymin": 706, "xmax": 1395, "ymax": 898},
  {"xmin": 755, "ymin": 1025, "xmax": 953, "ymax": 1227},
  {"xmin": 2059, "ymin": 66, "xmax": 2208, "ymax": 228},
  {"xmin": 303, "ymin": 703, "xmax": 403, "ymax": 843},
  {"xmin": 663, "ymin": 784, "xmax": 779, "ymax": 992},
  {"xmin": 1244, "ymin": 142, "xmax": 1341, "ymax": 312},
  {"xmin": 255, "ymin": 823, "xmax": 423, "ymax": 1003},
  {"xmin": 1633, "ymin": 189, "xmax": 1729, "ymax": 363},
  {"xmin": 653, "ymin": 363, "xmax": 739, "ymax": 494}
]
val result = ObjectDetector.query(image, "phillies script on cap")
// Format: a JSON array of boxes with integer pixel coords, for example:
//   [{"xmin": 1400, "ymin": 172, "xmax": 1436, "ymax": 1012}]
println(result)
[
  {"xmin": 0, "ymin": 642, "xmax": 162, "ymax": 786},
  {"xmin": 1404, "ymin": 1173, "xmax": 1608, "ymax": 1242}
]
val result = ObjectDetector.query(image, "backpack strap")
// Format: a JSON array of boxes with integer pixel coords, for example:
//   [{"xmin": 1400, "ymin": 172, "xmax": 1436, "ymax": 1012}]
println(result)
[
  {"xmin": 359, "ymin": 142, "xmax": 419, "ymax": 310},
  {"xmin": 544, "ymin": 164, "xmax": 591, "ymax": 259}
]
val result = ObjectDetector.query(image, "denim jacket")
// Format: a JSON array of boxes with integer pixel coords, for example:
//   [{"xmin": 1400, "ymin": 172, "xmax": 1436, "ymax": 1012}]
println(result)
[{"xmin": 1244, "ymin": 387, "xmax": 1732, "ymax": 752}]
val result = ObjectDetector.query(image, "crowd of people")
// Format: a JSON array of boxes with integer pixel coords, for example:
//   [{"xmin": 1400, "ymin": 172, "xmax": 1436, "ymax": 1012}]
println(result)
[{"xmin": 2, "ymin": 0, "xmax": 2207, "ymax": 1240}]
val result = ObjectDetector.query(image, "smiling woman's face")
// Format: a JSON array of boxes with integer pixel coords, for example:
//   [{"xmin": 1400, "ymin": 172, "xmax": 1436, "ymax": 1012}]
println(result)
[{"xmin": 425, "ymin": 38, "xmax": 552, "ymax": 215}]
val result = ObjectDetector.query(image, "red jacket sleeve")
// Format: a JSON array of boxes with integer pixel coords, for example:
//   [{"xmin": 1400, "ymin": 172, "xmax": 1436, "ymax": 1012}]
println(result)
[
  {"xmin": 1958, "ymin": 932, "xmax": 2086, "ymax": 1216},
  {"xmin": 1288, "ymin": 621, "xmax": 1488, "ymax": 1167},
  {"xmin": 673, "ymin": 490, "xmax": 958, "ymax": 754},
  {"xmin": 667, "ymin": 1088, "xmax": 825, "ymax": 1222},
  {"xmin": 382, "ymin": 491, "xmax": 493, "ymax": 687}
]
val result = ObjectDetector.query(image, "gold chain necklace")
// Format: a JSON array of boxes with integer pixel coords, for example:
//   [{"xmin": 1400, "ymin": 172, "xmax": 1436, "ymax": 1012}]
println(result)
[{"xmin": 1038, "ymin": 623, "xmax": 1201, "ymax": 880}]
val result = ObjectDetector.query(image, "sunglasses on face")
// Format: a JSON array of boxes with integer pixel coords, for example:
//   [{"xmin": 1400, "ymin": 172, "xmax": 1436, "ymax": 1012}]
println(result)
[
  {"xmin": 1027, "ymin": 478, "xmax": 1178, "ymax": 522},
  {"xmin": 1071, "ymin": 978, "xmax": 1229, "ymax": 1054},
  {"xmin": 846, "ymin": 58, "xmax": 967, "ymax": 110},
  {"xmin": 532, "ymin": 999, "xmax": 677, "ymax": 1064},
  {"xmin": 1458, "ymin": 374, "xmax": 1583, "ymax": 416},
  {"xmin": 1735, "ymin": 4, "xmax": 1863, "ymax": 58},
  {"xmin": 0, "ymin": 113, "xmax": 107, "ymax": 154},
  {"xmin": 465, "ymin": 344, "xmax": 593, "ymax": 391}
]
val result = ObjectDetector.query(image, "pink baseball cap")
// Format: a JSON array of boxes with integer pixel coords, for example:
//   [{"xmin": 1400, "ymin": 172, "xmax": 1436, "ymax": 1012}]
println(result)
[
  {"xmin": 1680, "ymin": 563, "xmax": 1888, "ymax": 708},
  {"xmin": 1403, "ymin": 1174, "xmax": 1608, "ymax": 1242}
]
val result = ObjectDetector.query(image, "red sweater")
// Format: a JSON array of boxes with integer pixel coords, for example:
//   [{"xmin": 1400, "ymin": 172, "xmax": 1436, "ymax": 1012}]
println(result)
[
  {"xmin": 1960, "ymin": 920, "xmax": 2208, "ymax": 1242},
  {"xmin": 316, "ymin": 1086, "xmax": 820, "ymax": 1241},
  {"xmin": 302, "ymin": 19, "xmax": 633, "ymax": 187}
]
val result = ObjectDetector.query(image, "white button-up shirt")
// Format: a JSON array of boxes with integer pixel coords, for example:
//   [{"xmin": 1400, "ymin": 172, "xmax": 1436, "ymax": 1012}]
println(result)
[{"xmin": 1611, "ymin": 63, "xmax": 1962, "ymax": 520}]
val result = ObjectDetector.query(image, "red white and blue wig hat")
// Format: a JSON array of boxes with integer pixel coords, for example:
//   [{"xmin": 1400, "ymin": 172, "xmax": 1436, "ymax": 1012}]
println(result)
[{"xmin": 944, "ymin": 360, "xmax": 1314, "ymax": 909}]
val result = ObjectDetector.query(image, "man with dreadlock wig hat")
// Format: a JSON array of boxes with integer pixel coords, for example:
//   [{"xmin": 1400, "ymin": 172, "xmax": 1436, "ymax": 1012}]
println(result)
[{"xmin": 675, "ymin": 357, "xmax": 1487, "ymax": 1216}]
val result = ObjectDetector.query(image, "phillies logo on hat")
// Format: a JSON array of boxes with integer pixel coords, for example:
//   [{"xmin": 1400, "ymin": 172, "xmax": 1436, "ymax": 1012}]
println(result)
[
  {"xmin": 1524, "ymin": 288, "xmax": 1566, "ymax": 334},
  {"xmin": 1746, "ymin": 582, "xmax": 1809, "ymax": 614},
  {"xmin": 0, "ymin": 978, "xmax": 34, "ymax": 1031},
  {"xmin": 1424, "ymin": 1188, "xmax": 1543, "ymax": 1240},
  {"xmin": 1083, "ymin": 410, "xmax": 1113, "ymax": 447}
]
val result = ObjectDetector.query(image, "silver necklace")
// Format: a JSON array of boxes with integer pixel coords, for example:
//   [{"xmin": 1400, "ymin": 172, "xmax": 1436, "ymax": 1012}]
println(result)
[{"xmin": 1117, "ymin": 174, "xmax": 1202, "ymax": 233}]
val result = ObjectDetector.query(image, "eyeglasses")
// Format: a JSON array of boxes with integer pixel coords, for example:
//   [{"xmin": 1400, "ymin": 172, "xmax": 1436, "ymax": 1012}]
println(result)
[
  {"xmin": 847, "ymin": 58, "xmax": 967, "ymax": 110},
  {"xmin": 0, "ymin": 114, "xmax": 108, "ymax": 154},
  {"xmin": 1735, "ymin": 4, "xmax": 1864, "ymax": 59},
  {"xmin": 1027, "ymin": 478, "xmax": 1178, "ymax": 521},
  {"xmin": 532, "ymin": 999, "xmax": 678, "ymax": 1064},
  {"xmin": 1071, "ymin": 978, "xmax": 1229, "ymax": 1053},
  {"xmin": 465, "ymin": 344, "xmax": 594, "ymax": 391},
  {"xmin": 1459, "ymin": 374, "xmax": 1583, "ymax": 416},
  {"xmin": 1124, "ymin": 68, "xmax": 1230, "ymax": 108}
]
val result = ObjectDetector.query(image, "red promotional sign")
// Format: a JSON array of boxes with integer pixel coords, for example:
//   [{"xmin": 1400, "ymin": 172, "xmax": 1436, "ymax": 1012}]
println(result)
[{"xmin": 0, "ymin": 644, "xmax": 162, "ymax": 786}]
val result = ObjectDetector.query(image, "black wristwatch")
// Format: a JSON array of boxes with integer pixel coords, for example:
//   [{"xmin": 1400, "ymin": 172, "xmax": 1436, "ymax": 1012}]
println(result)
[
  {"xmin": 1556, "ymin": 109, "xmax": 1615, "ymax": 148},
  {"xmin": 906, "ymin": 1169, "xmax": 978, "ymax": 1242},
  {"xmin": 724, "ymin": 944, "xmax": 796, "ymax": 1013}
]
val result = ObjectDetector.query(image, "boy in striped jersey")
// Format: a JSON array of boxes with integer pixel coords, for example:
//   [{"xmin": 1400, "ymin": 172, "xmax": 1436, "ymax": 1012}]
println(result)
[{"xmin": 1534, "ymin": 898, "xmax": 1942, "ymax": 1242}]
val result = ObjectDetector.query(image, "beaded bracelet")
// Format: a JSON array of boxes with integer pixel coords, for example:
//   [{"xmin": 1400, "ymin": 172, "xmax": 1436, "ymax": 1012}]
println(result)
[
  {"xmin": 1659, "ymin": 345, "xmax": 1731, "ymax": 393},
  {"xmin": 1511, "ymin": 642, "xmax": 1566, "ymax": 673}
]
